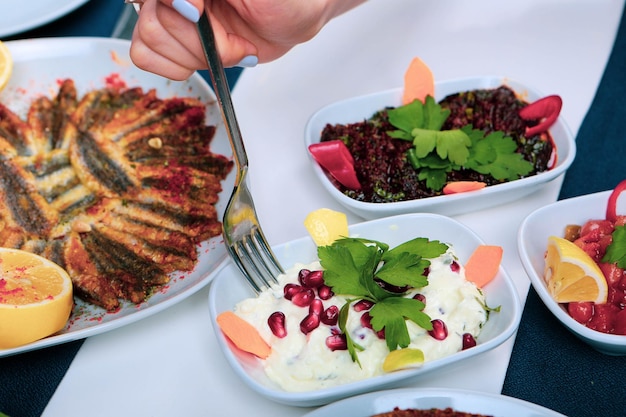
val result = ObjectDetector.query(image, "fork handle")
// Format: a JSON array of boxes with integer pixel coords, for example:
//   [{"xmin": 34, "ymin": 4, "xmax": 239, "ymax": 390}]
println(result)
[{"xmin": 196, "ymin": 12, "xmax": 249, "ymax": 170}]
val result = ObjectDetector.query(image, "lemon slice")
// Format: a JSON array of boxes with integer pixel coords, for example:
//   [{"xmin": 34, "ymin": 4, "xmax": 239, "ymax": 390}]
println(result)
[
  {"xmin": 304, "ymin": 208, "xmax": 349, "ymax": 246},
  {"xmin": 382, "ymin": 348, "xmax": 425, "ymax": 372},
  {"xmin": 0, "ymin": 41, "xmax": 13, "ymax": 92},
  {"xmin": 0, "ymin": 248, "xmax": 73, "ymax": 349},
  {"xmin": 544, "ymin": 236, "xmax": 608, "ymax": 304}
]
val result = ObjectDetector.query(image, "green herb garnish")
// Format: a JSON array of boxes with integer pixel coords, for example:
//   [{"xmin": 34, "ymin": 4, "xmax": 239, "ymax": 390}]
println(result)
[
  {"xmin": 602, "ymin": 225, "xmax": 626, "ymax": 267},
  {"xmin": 386, "ymin": 98, "xmax": 534, "ymax": 191},
  {"xmin": 318, "ymin": 236, "xmax": 448, "ymax": 363}
]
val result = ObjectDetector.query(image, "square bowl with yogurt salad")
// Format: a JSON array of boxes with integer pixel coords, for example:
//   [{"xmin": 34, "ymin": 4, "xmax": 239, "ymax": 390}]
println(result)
[{"xmin": 207, "ymin": 213, "xmax": 522, "ymax": 407}]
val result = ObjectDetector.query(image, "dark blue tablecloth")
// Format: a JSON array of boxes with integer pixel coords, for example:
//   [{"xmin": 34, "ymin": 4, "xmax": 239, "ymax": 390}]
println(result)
[{"xmin": 501, "ymin": 3, "xmax": 626, "ymax": 416}]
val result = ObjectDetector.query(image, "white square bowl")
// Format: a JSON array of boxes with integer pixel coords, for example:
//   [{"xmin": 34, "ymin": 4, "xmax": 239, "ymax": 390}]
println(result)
[
  {"xmin": 304, "ymin": 76, "xmax": 575, "ymax": 219},
  {"xmin": 208, "ymin": 213, "xmax": 522, "ymax": 407},
  {"xmin": 518, "ymin": 190, "xmax": 626, "ymax": 355}
]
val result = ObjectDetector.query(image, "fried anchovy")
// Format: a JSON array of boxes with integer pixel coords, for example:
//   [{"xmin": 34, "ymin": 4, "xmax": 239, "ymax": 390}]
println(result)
[
  {"xmin": 0, "ymin": 81, "xmax": 232, "ymax": 310},
  {"xmin": 26, "ymin": 79, "xmax": 78, "ymax": 152},
  {"xmin": 0, "ymin": 158, "xmax": 57, "ymax": 237},
  {"xmin": 70, "ymin": 130, "xmax": 137, "ymax": 195},
  {"xmin": 0, "ymin": 103, "xmax": 37, "ymax": 156}
]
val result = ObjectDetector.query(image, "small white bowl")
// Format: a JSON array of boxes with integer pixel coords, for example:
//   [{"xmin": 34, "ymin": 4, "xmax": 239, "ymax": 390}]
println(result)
[
  {"xmin": 208, "ymin": 213, "xmax": 522, "ymax": 407},
  {"xmin": 304, "ymin": 76, "xmax": 576, "ymax": 219},
  {"xmin": 518, "ymin": 190, "xmax": 626, "ymax": 355}
]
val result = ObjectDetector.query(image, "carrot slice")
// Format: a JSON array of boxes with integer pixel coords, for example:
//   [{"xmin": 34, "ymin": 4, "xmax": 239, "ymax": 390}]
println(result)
[
  {"xmin": 464, "ymin": 245, "xmax": 503, "ymax": 288},
  {"xmin": 216, "ymin": 311, "xmax": 271, "ymax": 359},
  {"xmin": 442, "ymin": 181, "xmax": 486, "ymax": 195},
  {"xmin": 402, "ymin": 57, "xmax": 435, "ymax": 105}
]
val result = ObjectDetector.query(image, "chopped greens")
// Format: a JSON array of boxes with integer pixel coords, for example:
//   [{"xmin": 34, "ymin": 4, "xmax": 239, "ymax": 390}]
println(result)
[
  {"xmin": 603, "ymin": 225, "xmax": 626, "ymax": 268},
  {"xmin": 318, "ymin": 236, "xmax": 449, "ymax": 361},
  {"xmin": 387, "ymin": 98, "xmax": 534, "ymax": 191}
]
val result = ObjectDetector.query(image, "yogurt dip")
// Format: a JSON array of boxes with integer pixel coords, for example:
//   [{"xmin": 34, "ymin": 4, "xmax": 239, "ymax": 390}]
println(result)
[{"xmin": 233, "ymin": 245, "xmax": 488, "ymax": 392}]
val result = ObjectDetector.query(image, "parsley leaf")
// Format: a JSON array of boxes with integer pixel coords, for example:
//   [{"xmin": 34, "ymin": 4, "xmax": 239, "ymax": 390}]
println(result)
[
  {"xmin": 318, "ymin": 236, "xmax": 449, "ymax": 363},
  {"xmin": 603, "ymin": 225, "xmax": 626, "ymax": 268},
  {"xmin": 465, "ymin": 129, "xmax": 533, "ymax": 181},
  {"xmin": 386, "ymin": 98, "xmax": 534, "ymax": 191},
  {"xmin": 370, "ymin": 297, "xmax": 432, "ymax": 351}
]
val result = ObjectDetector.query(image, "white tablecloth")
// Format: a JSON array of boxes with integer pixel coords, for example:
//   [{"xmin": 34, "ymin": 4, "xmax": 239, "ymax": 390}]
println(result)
[{"xmin": 43, "ymin": 0, "xmax": 623, "ymax": 415}]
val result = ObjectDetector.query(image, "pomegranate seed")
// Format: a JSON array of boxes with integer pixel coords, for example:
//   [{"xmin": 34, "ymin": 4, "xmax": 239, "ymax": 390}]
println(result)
[
  {"xmin": 309, "ymin": 299, "xmax": 324, "ymax": 316},
  {"xmin": 299, "ymin": 269, "xmax": 324, "ymax": 288},
  {"xmin": 297, "ymin": 269, "xmax": 311, "ymax": 283},
  {"xmin": 413, "ymin": 293, "xmax": 426, "ymax": 304},
  {"xmin": 291, "ymin": 288, "xmax": 315, "ymax": 307},
  {"xmin": 360, "ymin": 311, "xmax": 384, "ymax": 338},
  {"xmin": 268, "ymin": 312, "xmax": 287, "ymax": 338},
  {"xmin": 317, "ymin": 284, "xmax": 334, "ymax": 300},
  {"xmin": 428, "ymin": 319, "xmax": 448, "ymax": 340},
  {"xmin": 300, "ymin": 313, "xmax": 320, "ymax": 334},
  {"xmin": 423, "ymin": 267, "xmax": 430, "ymax": 276},
  {"xmin": 320, "ymin": 305, "xmax": 339, "ymax": 325},
  {"xmin": 462, "ymin": 333, "xmax": 476, "ymax": 350},
  {"xmin": 325, "ymin": 334, "xmax": 347, "ymax": 351},
  {"xmin": 353, "ymin": 299, "xmax": 374, "ymax": 312},
  {"xmin": 283, "ymin": 283, "xmax": 302, "ymax": 300},
  {"xmin": 450, "ymin": 261, "xmax": 460, "ymax": 273},
  {"xmin": 360, "ymin": 311, "xmax": 373, "ymax": 329}
]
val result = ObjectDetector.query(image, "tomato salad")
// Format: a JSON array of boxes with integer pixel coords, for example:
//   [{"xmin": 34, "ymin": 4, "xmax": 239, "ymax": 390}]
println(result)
[{"xmin": 563, "ymin": 180, "xmax": 626, "ymax": 335}]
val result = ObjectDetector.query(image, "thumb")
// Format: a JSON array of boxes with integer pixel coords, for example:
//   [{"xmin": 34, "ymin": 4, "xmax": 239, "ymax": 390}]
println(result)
[{"xmin": 215, "ymin": 31, "xmax": 259, "ymax": 68}]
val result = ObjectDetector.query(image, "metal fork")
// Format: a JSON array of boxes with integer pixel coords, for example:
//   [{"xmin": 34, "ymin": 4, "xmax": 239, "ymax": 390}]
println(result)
[{"xmin": 196, "ymin": 12, "xmax": 284, "ymax": 292}]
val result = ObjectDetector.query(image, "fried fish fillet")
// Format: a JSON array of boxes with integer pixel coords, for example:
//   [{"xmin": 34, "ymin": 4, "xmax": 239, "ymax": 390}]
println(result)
[{"xmin": 0, "ymin": 80, "xmax": 233, "ymax": 311}]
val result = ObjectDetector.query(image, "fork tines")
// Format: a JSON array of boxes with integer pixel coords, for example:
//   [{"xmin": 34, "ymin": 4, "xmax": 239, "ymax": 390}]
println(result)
[{"xmin": 227, "ymin": 226, "xmax": 283, "ymax": 293}]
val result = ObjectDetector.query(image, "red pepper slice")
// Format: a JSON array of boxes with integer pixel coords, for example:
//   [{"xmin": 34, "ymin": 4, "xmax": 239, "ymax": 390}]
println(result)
[
  {"xmin": 308, "ymin": 140, "xmax": 361, "ymax": 190},
  {"xmin": 606, "ymin": 179, "xmax": 626, "ymax": 223},
  {"xmin": 518, "ymin": 95, "xmax": 562, "ymax": 137}
]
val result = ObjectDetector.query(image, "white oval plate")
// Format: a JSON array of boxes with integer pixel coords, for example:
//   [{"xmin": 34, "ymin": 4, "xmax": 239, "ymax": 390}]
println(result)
[
  {"xmin": 303, "ymin": 387, "xmax": 567, "ymax": 417},
  {"xmin": 208, "ymin": 213, "xmax": 522, "ymax": 407},
  {"xmin": 0, "ymin": 0, "xmax": 90, "ymax": 38},
  {"xmin": 304, "ymin": 76, "xmax": 576, "ymax": 219},
  {"xmin": 0, "ymin": 37, "xmax": 233, "ymax": 357},
  {"xmin": 518, "ymin": 190, "xmax": 626, "ymax": 356}
]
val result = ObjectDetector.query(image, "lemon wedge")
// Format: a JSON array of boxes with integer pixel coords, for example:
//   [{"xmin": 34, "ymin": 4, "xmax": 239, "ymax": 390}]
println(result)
[
  {"xmin": 382, "ymin": 348, "xmax": 425, "ymax": 372},
  {"xmin": 0, "ymin": 41, "xmax": 13, "ymax": 93},
  {"xmin": 304, "ymin": 208, "xmax": 349, "ymax": 246},
  {"xmin": 544, "ymin": 236, "xmax": 608, "ymax": 304},
  {"xmin": 0, "ymin": 248, "xmax": 73, "ymax": 349}
]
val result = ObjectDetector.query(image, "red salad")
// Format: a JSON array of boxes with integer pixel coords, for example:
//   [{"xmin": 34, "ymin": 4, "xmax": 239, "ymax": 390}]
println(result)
[{"xmin": 565, "ymin": 180, "xmax": 626, "ymax": 335}]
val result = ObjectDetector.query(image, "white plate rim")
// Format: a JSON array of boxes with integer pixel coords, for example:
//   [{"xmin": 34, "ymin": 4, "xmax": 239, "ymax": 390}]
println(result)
[
  {"xmin": 0, "ymin": 0, "xmax": 90, "ymax": 38},
  {"xmin": 302, "ymin": 387, "xmax": 568, "ymax": 417}
]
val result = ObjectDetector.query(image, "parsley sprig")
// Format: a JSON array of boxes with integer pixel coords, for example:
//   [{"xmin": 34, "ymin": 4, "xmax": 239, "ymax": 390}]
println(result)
[
  {"xmin": 386, "ymin": 97, "xmax": 534, "ymax": 191},
  {"xmin": 318, "ymin": 236, "xmax": 449, "ymax": 363},
  {"xmin": 602, "ymin": 225, "xmax": 626, "ymax": 267}
]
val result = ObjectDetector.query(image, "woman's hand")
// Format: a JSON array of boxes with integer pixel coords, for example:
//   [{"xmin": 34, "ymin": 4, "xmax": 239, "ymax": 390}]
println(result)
[{"xmin": 129, "ymin": 0, "xmax": 365, "ymax": 80}]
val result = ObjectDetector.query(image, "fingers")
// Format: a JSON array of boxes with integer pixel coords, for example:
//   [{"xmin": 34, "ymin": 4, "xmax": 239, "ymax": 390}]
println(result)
[
  {"xmin": 130, "ymin": 0, "xmax": 259, "ymax": 80},
  {"xmin": 130, "ymin": 1, "xmax": 205, "ymax": 80}
]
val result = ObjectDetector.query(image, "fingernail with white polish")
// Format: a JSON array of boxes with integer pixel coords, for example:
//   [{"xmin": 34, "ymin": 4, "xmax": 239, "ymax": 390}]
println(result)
[
  {"xmin": 237, "ymin": 55, "xmax": 258, "ymax": 68},
  {"xmin": 172, "ymin": 0, "xmax": 200, "ymax": 22}
]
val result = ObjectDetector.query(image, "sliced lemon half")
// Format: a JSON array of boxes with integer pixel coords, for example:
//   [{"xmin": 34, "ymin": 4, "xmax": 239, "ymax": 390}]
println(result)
[
  {"xmin": 544, "ymin": 236, "xmax": 608, "ymax": 304},
  {"xmin": 0, "ymin": 248, "xmax": 73, "ymax": 349}
]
